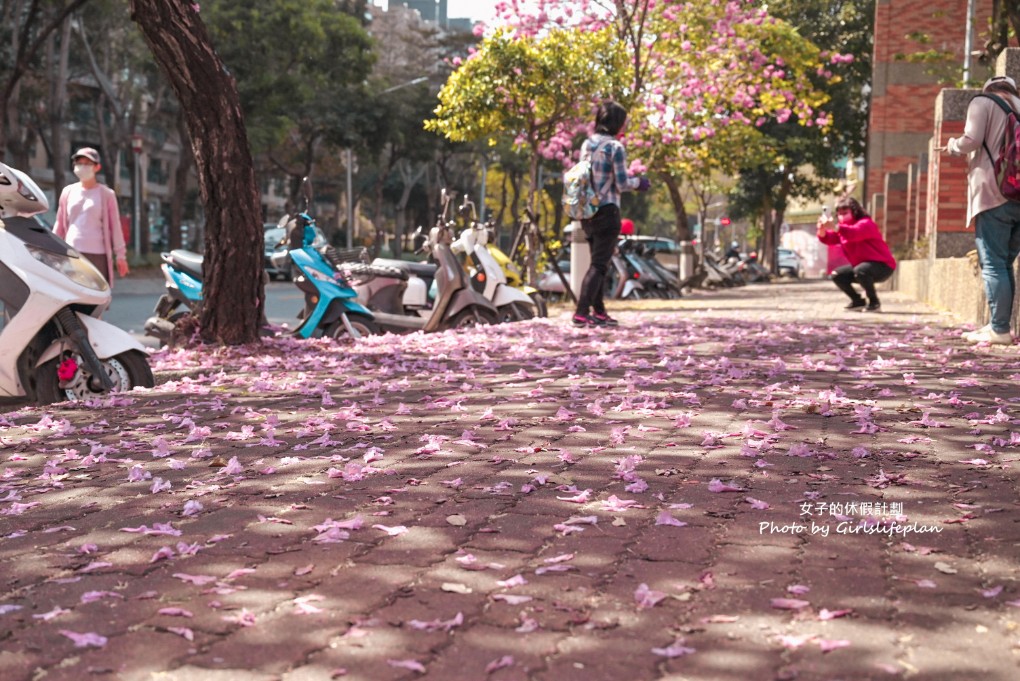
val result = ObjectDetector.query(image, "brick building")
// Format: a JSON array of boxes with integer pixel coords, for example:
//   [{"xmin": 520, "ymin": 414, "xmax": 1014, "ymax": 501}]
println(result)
[{"xmin": 867, "ymin": 0, "xmax": 994, "ymax": 252}]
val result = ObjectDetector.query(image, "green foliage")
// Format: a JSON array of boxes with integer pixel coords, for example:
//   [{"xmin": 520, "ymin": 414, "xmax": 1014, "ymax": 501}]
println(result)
[
  {"xmin": 203, "ymin": 0, "xmax": 375, "ymax": 153},
  {"xmin": 426, "ymin": 27, "xmax": 629, "ymax": 149}
]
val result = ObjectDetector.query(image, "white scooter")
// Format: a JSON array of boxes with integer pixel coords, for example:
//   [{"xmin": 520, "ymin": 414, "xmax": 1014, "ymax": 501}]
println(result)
[
  {"xmin": 0, "ymin": 162, "xmax": 153, "ymax": 404},
  {"xmin": 451, "ymin": 197, "xmax": 536, "ymax": 322}
]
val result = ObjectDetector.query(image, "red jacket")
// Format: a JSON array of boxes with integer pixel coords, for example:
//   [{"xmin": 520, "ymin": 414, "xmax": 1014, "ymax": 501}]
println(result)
[{"xmin": 817, "ymin": 216, "xmax": 896, "ymax": 270}]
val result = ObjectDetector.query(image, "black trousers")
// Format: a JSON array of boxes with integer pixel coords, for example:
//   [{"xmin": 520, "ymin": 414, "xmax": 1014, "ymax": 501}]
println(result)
[
  {"xmin": 831, "ymin": 261, "xmax": 894, "ymax": 304},
  {"xmin": 576, "ymin": 204, "xmax": 621, "ymax": 315}
]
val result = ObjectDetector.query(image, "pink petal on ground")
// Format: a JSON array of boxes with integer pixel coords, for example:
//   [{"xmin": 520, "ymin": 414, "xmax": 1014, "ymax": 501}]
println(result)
[
  {"xmin": 635, "ymin": 583, "xmax": 668, "ymax": 609},
  {"xmin": 59, "ymin": 630, "xmax": 108, "ymax": 648},
  {"xmin": 651, "ymin": 638, "xmax": 696, "ymax": 657},
  {"xmin": 655, "ymin": 511, "xmax": 688, "ymax": 527},
  {"xmin": 818, "ymin": 638, "xmax": 852, "ymax": 653},
  {"xmin": 387, "ymin": 659, "xmax": 426, "ymax": 673},
  {"xmin": 745, "ymin": 497, "xmax": 770, "ymax": 510},
  {"xmin": 770, "ymin": 598, "xmax": 811, "ymax": 610},
  {"xmin": 778, "ymin": 633, "xmax": 815, "ymax": 649},
  {"xmin": 32, "ymin": 606, "xmax": 70, "ymax": 621},
  {"xmin": 786, "ymin": 584, "xmax": 811, "ymax": 595},
  {"xmin": 157, "ymin": 607, "xmax": 194, "ymax": 617},
  {"xmin": 981, "ymin": 585, "xmax": 1004, "ymax": 598},
  {"xmin": 491, "ymin": 594, "xmax": 533, "ymax": 605},
  {"xmin": 915, "ymin": 579, "xmax": 937, "ymax": 588},
  {"xmin": 167, "ymin": 627, "xmax": 194, "ymax": 641},
  {"xmin": 556, "ymin": 489, "xmax": 592, "ymax": 503},
  {"xmin": 602, "ymin": 494, "xmax": 641, "ymax": 512},
  {"xmin": 818, "ymin": 608, "xmax": 854, "ymax": 620},
  {"xmin": 497, "ymin": 574, "xmax": 528, "ymax": 588},
  {"xmin": 372, "ymin": 524, "xmax": 408, "ymax": 536},
  {"xmin": 172, "ymin": 573, "xmax": 218, "ymax": 585},
  {"xmin": 707, "ymin": 478, "xmax": 744, "ymax": 493},
  {"xmin": 485, "ymin": 655, "xmax": 514, "ymax": 673}
]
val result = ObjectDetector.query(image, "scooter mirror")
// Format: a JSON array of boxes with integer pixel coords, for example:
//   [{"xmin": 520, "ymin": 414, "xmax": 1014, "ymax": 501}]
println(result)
[
  {"xmin": 412, "ymin": 229, "xmax": 427, "ymax": 252},
  {"xmin": 301, "ymin": 176, "xmax": 313, "ymax": 210}
]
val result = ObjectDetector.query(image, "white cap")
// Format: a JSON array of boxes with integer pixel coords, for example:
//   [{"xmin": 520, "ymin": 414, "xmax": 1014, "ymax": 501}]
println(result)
[{"xmin": 983, "ymin": 75, "xmax": 1017, "ymax": 91}]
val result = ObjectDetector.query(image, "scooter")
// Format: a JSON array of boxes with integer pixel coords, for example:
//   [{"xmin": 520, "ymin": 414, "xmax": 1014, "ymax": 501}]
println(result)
[
  {"xmin": 349, "ymin": 190, "xmax": 499, "ymax": 332},
  {"xmin": 0, "ymin": 162, "xmax": 153, "ymax": 403},
  {"xmin": 484, "ymin": 239, "xmax": 548, "ymax": 317},
  {"xmin": 451, "ymin": 198, "xmax": 537, "ymax": 322},
  {"xmin": 283, "ymin": 209, "xmax": 379, "ymax": 340},
  {"xmin": 144, "ymin": 250, "xmax": 204, "ymax": 344},
  {"xmin": 605, "ymin": 248, "xmax": 646, "ymax": 300}
]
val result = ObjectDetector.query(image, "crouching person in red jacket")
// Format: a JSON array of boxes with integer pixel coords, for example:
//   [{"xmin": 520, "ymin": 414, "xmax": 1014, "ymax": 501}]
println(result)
[{"xmin": 816, "ymin": 197, "xmax": 897, "ymax": 312}]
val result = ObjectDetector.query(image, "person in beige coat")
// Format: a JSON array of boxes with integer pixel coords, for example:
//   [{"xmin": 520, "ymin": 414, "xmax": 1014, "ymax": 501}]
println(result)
[
  {"xmin": 946, "ymin": 76, "xmax": 1020, "ymax": 345},
  {"xmin": 53, "ymin": 147, "xmax": 129, "ymax": 285}
]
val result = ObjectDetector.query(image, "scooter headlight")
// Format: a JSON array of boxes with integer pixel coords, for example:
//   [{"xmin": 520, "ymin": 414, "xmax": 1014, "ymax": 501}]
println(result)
[{"xmin": 25, "ymin": 245, "xmax": 109, "ymax": 292}]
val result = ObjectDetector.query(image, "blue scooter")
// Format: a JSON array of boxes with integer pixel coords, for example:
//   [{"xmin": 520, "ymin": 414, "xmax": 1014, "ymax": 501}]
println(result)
[
  {"xmin": 144, "ymin": 250, "xmax": 204, "ymax": 345},
  {"xmin": 283, "ymin": 211, "xmax": 379, "ymax": 340}
]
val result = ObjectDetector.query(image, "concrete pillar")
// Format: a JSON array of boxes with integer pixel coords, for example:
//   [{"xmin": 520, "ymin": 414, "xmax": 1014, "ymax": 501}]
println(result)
[
  {"xmin": 678, "ymin": 240, "xmax": 695, "ymax": 284},
  {"xmin": 871, "ymin": 193, "xmax": 885, "ymax": 238},
  {"xmin": 569, "ymin": 221, "xmax": 590, "ymax": 300},
  {"xmin": 883, "ymin": 171, "xmax": 909, "ymax": 248},
  {"xmin": 929, "ymin": 89, "xmax": 976, "ymax": 257}
]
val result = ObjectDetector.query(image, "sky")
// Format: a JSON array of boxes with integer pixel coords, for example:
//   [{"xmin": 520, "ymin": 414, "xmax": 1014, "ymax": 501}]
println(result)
[{"xmin": 372, "ymin": 0, "xmax": 502, "ymax": 25}]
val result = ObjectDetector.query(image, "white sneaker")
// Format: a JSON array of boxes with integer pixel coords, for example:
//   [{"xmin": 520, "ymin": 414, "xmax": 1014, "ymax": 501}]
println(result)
[{"xmin": 962, "ymin": 327, "xmax": 1013, "ymax": 345}]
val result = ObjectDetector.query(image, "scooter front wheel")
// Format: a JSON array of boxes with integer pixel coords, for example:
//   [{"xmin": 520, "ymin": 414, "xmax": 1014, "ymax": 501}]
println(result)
[
  {"xmin": 324, "ymin": 314, "xmax": 380, "ymax": 341},
  {"xmin": 528, "ymin": 291, "xmax": 548, "ymax": 318},
  {"xmin": 36, "ymin": 350, "xmax": 155, "ymax": 404},
  {"xmin": 446, "ymin": 307, "xmax": 498, "ymax": 330},
  {"xmin": 498, "ymin": 302, "xmax": 536, "ymax": 323}
]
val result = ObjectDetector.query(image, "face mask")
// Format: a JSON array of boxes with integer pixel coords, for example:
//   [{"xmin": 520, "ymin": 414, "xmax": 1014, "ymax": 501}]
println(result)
[{"xmin": 73, "ymin": 164, "xmax": 95, "ymax": 181}]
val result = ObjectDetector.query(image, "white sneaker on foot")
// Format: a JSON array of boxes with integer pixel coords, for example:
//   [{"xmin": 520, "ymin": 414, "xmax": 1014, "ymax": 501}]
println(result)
[{"xmin": 962, "ymin": 327, "xmax": 1013, "ymax": 345}]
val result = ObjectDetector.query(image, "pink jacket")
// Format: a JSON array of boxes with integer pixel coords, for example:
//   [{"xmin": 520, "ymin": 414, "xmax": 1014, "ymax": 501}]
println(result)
[
  {"xmin": 817, "ymin": 216, "xmax": 896, "ymax": 270},
  {"xmin": 54, "ymin": 182, "xmax": 125, "ymax": 285}
]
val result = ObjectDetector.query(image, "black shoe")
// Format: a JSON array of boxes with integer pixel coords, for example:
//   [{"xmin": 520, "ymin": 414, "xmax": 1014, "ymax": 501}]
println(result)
[
  {"xmin": 864, "ymin": 302, "xmax": 881, "ymax": 312},
  {"xmin": 591, "ymin": 312, "xmax": 619, "ymax": 327},
  {"xmin": 572, "ymin": 313, "xmax": 597, "ymax": 327},
  {"xmin": 844, "ymin": 300, "xmax": 866, "ymax": 310}
]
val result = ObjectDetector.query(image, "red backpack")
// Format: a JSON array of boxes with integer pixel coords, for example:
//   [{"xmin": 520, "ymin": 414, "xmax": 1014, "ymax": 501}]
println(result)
[{"xmin": 977, "ymin": 93, "xmax": 1020, "ymax": 201}]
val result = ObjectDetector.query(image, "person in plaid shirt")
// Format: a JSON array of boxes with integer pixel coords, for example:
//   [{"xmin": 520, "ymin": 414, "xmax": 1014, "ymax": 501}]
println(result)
[{"xmin": 573, "ymin": 100, "xmax": 650, "ymax": 327}]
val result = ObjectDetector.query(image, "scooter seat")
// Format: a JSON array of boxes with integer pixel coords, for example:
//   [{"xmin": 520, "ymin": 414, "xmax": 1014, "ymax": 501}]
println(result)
[
  {"xmin": 372, "ymin": 258, "xmax": 437, "ymax": 279},
  {"xmin": 165, "ymin": 250, "xmax": 204, "ymax": 280},
  {"xmin": 340, "ymin": 262, "xmax": 409, "ymax": 281}
]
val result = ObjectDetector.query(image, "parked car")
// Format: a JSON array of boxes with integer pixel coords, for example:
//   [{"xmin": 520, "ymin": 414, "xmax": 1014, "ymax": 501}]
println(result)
[
  {"xmin": 556, "ymin": 230, "xmax": 681, "ymax": 274},
  {"xmin": 777, "ymin": 248, "xmax": 802, "ymax": 278},
  {"xmin": 264, "ymin": 222, "xmax": 326, "ymax": 280}
]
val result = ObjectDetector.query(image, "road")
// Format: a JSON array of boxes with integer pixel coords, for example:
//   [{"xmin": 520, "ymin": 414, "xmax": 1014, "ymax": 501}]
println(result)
[{"xmin": 106, "ymin": 272, "xmax": 309, "ymax": 347}]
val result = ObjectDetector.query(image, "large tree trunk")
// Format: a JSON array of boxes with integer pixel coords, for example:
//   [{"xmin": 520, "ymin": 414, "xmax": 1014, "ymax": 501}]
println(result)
[{"xmin": 129, "ymin": 0, "xmax": 263, "ymax": 345}]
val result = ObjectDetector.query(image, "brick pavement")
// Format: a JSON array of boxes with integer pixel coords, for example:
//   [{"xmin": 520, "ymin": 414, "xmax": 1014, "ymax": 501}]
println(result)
[{"xmin": 1, "ymin": 280, "xmax": 1019, "ymax": 680}]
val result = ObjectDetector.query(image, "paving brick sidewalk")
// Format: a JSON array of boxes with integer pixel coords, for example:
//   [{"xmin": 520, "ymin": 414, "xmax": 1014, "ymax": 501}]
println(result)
[{"xmin": 2, "ymin": 280, "xmax": 1019, "ymax": 681}]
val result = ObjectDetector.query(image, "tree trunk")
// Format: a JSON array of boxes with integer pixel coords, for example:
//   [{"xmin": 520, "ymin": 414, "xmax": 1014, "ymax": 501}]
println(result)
[
  {"xmin": 660, "ymin": 172, "xmax": 691, "ymax": 243},
  {"xmin": 46, "ymin": 18, "xmax": 73, "ymax": 196},
  {"xmin": 129, "ymin": 0, "xmax": 263, "ymax": 345}
]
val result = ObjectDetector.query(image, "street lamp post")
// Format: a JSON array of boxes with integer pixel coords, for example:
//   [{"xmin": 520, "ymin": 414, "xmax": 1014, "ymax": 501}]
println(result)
[
  {"xmin": 344, "ymin": 77, "xmax": 429, "ymax": 251},
  {"xmin": 131, "ymin": 133, "xmax": 143, "ymax": 259}
]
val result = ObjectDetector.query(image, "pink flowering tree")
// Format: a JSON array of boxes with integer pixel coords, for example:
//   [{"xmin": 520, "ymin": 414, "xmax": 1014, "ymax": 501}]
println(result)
[{"xmin": 489, "ymin": 0, "xmax": 836, "ymax": 243}]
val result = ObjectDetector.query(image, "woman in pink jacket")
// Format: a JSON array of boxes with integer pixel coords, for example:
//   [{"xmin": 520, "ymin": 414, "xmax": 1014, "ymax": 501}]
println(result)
[
  {"xmin": 53, "ymin": 147, "xmax": 129, "ymax": 285},
  {"xmin": 816, "ymin": 197, "xmax": 896, "ymax": 312}
]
